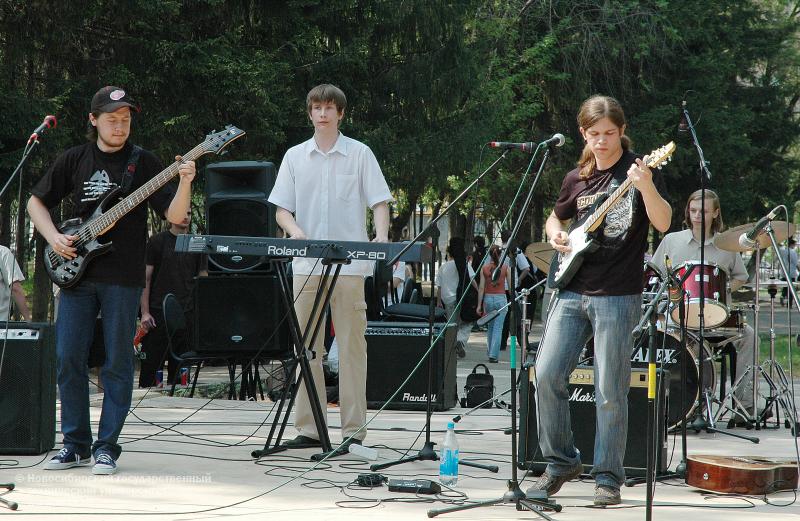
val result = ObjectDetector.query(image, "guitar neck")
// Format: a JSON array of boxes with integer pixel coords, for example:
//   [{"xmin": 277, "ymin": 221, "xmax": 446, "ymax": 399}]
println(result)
[
  {"xmin": 582, "ymin": 177, "xmax": 634, "ymax": 233},
  {"xmin": 82, "ymin": 143, "xmax": 207, "ymax": 240}
]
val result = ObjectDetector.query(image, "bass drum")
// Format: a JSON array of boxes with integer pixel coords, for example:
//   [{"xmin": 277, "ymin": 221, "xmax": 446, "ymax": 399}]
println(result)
[
  {"xmin": 583, "ymin": 330, "xmax": 715, "ymax": 430},
  {"xmin": 630, "ymin": 329, "xmax": 715, "ymax": 429}
]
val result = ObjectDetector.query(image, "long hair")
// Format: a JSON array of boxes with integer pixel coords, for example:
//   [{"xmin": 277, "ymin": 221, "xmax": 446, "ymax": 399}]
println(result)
[
  {"xmin": 488, "ymin": 244, "xmax": 501, "ymax": 266},
  {"xmin": 448, "ymin": 237, "xmax": 468, "ymax": 289},
  {"xmin": 577, "ymin": 95, "xmax": 631, "ymax": 178},
  {"xmin": 684, "ymin": 189, "xmax": 724, "ymax": 233}
]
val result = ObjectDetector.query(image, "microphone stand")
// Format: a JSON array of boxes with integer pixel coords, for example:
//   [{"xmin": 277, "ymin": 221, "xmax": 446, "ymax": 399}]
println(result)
[
  {"xmin": 372, "ymin": 150, "xmax": 510, "ymax": 474},
  {"xmin": 429, "ymin": 144, "xmax": 561, "ymax": 519},
  {"xmin": 681, "ymin": 103, "xmax": 757, "ymax": 443},
  {"xmin": 0, "ymin": 138, "xmax": 45, "ymax": 512}
]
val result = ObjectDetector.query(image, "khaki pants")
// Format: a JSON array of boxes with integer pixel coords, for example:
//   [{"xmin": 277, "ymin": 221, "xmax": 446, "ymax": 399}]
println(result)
[{"xmin": 293, "ymin": 275, "xmax": 368, "ymax": 441}]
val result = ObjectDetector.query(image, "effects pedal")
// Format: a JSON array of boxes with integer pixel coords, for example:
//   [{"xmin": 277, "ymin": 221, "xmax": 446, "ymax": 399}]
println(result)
[{"xmin": 387, "ymin": 478, "xmax": 441, "ymax": 495}]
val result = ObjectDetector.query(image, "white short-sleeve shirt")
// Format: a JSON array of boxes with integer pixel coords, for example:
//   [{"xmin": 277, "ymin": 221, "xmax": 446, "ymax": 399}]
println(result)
[
  {"xmin": 268, "ymin": 133, "xmax": 393, "ymax": 276},
  {"xmin": 0, "ymin": 246, "xmax": 24, "ymax": 321}
]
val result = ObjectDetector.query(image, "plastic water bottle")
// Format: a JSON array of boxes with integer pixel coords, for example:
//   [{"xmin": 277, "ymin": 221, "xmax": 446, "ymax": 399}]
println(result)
[{"xmin": 439, "ymin": 422, "xmax": 459, "ymax": 486}]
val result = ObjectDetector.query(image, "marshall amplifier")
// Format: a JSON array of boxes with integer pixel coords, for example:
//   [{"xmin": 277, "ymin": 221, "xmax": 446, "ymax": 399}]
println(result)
[
  {"xmin": 518, "ymin": 365, "xmax": 668, "ymax": 478},
  {"xmin": 0, "ymin": 322, "xmax": 56, "ymax": 454},
  {"xmin": 366, "ymin": 321, "xmax": 457, "ymax": 411}
]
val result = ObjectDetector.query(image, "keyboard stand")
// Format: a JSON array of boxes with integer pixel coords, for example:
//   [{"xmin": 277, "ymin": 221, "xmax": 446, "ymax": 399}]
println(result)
[{"xmin": 252, "ymin": 258, "xmax": 345, "ymax": 457}]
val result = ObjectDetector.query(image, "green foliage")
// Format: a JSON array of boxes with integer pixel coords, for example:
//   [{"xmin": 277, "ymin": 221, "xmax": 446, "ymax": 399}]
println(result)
[{"xmin": 2, "ymin": 0, "xmax": 800, "ymax": 316}]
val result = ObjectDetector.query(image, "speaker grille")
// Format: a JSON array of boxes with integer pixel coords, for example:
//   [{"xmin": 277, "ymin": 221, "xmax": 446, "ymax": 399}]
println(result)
[
  {"xmin": 207, "ymin": 199, "xmax": 272, "ymax": 271},
  {"xmin": 0, "ymin": 323, "xmax": 56, "ymax": 455},
  {"xmin": 204, "ymin": 161, "xmax": 277, "ymax": 273},
  {"xmin": 195, "ymin": 275, "xmax": 290, "ymax": 358}
]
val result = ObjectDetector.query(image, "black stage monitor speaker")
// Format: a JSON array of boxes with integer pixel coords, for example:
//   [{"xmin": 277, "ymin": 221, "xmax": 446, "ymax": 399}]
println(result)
[
  {"xmin": 366, "ymin": 322, "xmax": 457, "ymax": 411},
  {"xmin": 0, "ymin": 322, "xmax": 56, "ymax": 455},
  {"xmin": 194, "ymin": 275, "xmax": 290, "ymax": 357},
  {"xmin": 518, "ymin": 365, "xmax": 668, "ymax": 478},
  {"xmin": 204, "ymin": 161, "xmax": 277, "ymax": 272}
]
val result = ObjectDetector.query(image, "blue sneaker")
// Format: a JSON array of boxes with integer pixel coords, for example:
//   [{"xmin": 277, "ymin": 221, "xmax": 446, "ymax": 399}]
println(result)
[
  {"xmin": 92, "ymin": 452, "xmax": 117, "ymax": 475},
  {"xmin": 44, "ymin": 447, "xmax": 91, "ymax": 470}
]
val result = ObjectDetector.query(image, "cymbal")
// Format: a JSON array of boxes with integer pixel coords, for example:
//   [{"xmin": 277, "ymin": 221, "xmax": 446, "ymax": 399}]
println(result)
[
  {"xmin": 712, "ymin": 221, "xmax": 795, "ymax": 252},
  {"xmin": 525, "ymin": 242, "xmax": 555, "ymax": 274}
]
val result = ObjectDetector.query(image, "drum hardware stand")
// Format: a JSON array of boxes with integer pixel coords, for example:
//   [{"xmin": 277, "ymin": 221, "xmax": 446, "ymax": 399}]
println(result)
[
  {"xmin": 375, "ymin": 150, "xmax": 511, "ymax": 475},
  {"xmin": 429, "ymin": 140, "xmax": 561, "ymax": 519},
  {"xmin": 752, "ymin": 223, "xmax": 798, "ymax": 435}
]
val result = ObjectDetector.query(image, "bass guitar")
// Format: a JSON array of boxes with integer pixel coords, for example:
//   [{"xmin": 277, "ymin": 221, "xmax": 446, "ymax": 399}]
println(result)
[
  {"xmin": 548, "ymin": 142, "xmax": 675, "ymax": 289},
  {"xmin": 686, "ymin": 454, "xmax": 798, "ymax": 495},
  {"xmin": 44, "ymin": 126, "xmax": 245, "ymax": 288}
]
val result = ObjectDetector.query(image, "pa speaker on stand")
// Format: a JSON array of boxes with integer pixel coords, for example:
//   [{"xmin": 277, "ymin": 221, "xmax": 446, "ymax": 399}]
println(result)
[{"xmin": 204, "ymin": 161, "xmax": 277, "ymax": 273}]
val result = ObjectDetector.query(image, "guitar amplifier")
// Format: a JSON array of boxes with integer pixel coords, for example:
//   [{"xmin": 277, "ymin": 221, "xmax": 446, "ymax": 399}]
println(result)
[
  {"xmin": 0, "ymin": 322, "xmax": 56, "ymax": 454},
  {"xmin": 366, "ymin": 321, "xmax": 457, "ymax": 411},
  {"xmin": 518, "ymin": 364, "xmax": 668, "ymax": 477}
]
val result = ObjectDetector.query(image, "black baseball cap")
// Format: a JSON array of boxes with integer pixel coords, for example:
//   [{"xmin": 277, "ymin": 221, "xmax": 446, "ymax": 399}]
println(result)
[{"xmin": 90, "ymin": 86, "xmax": 139, "ymax": 113}]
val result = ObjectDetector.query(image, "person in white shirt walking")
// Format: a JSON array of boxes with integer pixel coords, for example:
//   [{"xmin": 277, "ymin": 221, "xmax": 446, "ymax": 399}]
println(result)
[{"xmin": 435, "ymin": 237, "xmax": 475, "ymax": 358}]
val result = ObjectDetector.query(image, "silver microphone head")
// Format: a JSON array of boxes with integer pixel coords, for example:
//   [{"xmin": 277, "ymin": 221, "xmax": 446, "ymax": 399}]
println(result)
[{"xmin": 552, "ymin": 133, "xmax": 566, "ymax": 147}]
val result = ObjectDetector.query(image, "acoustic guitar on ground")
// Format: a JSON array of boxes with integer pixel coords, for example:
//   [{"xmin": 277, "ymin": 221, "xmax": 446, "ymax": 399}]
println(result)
[{"xmin": 686, "ymin": 454, "xmax": 799, "ymax": 495}]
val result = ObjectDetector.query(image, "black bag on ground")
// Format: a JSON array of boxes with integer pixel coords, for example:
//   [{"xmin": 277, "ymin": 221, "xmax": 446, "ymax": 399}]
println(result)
[{"xmin": 463, "ymin": 363, "xmax": 494, "ymax": 408}]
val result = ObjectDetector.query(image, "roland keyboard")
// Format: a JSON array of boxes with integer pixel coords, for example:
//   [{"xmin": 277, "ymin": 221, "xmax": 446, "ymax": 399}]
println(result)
[{"xmin": 174, "ymin": 235, "xmax": 433, "ymax": 263}]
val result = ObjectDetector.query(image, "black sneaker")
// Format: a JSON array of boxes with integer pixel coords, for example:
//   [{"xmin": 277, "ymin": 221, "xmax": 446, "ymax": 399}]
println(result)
[
  {"xmin": 281, "ymin": 435, "xmax": 322, "ymax": 449},
  {"xmin": 44, "ymin": 447, "xmax": 91, "ymax": 470},
  {"xmin": 526, "ymin": 464, "xmax": 583, "ymax": 497},
  {"xmin": 594, "ymin": 485, "xmax": 621, "ymax": 506},
  {"xmin": 455, "ymin": 341, "xmax": 466, "ymax": 358}
]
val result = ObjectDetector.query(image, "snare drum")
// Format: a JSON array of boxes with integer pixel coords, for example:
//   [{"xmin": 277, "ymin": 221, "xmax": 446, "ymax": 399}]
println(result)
[{"xmin": 670, "ymin": 261, "xmax": 730, "ymax": 329}]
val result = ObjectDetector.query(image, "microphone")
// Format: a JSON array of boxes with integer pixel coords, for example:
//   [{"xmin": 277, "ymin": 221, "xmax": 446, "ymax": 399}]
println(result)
[
  {"xmin": 738, "ymin": 206, "xmax": 781, "ymax": 249},
  {"xmin": 488, "ymin": 141, "xmax": 535, "ymax": 153},
  {"xmin": 27, "ymin": 115, "xmax": 57, "ymax": 144},
  {"xmin": 488, "ymin": 133, "xmax": 565, "ymax": 153},
  {"xmin": 541, "ymin": 133, "xmax": 566, "ymax": 147},
  {"xmin": 663, "ymin": 256, "xmax": 682, "ymax": 302},
  {"xmin": 678, "ymin": 100, "xmax": 688, "ymax": 132}
]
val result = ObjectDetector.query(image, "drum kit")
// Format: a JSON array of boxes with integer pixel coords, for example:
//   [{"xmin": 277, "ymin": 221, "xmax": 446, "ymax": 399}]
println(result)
[{"xmin": 639, "ymin": 220, "xmax": 798, "ymax": 433}]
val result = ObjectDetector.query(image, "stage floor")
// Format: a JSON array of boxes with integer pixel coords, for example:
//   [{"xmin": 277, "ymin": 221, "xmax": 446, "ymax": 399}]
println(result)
[{"xmin": 3, "ymin": 330, "xmax": 800, "ymax": 519}]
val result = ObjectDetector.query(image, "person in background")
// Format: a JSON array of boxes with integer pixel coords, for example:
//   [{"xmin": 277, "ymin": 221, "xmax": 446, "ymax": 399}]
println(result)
[
  {"xmin": 0, "ymin": 244, "xmax": 31, "ymax": 322},
  {"xmin": 476, "ymin": 245, "xmax": 509, "ymax": 363},
  {"xmin": 435, "ymin": 237, "xmax": 475, "ymax": 358},
  {"xmin": 138, "ymin": 210, "xmax": 207, "ymax": 388},
  {"xmin": 778, "ymin": 237, "xmax": 797, "ymax": 307},
  {"xmin": 499, "ymin": 229, "xmax": 533, "ymax": 351}
]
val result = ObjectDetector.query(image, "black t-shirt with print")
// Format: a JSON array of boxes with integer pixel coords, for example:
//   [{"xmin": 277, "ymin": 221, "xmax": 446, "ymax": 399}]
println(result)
[
  {"xmin": 553, "ymin": 149, "xmax": 668, "ymax": 296},
  {"xmin": 146, "ymin": 230, "xmax": 207, "ymax": 313},
  {"xmin": 31, "ymin": 142, "xmax": 176, "ymax": 287}
]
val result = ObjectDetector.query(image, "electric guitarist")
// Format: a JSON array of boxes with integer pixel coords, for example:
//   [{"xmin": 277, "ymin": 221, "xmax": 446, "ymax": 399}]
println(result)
[
  {"xmin": 27, "ymin": 86, "xmax": 196, "ymax": 476},
  {"xmin": 527, "ymin": 95, "xmax": 671, "ymax": 507}
]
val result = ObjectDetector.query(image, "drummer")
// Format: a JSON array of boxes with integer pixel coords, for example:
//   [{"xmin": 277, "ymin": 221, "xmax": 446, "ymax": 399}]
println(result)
[{"xmin": 651, "ymin": 189, "xmax": 758, "ymax": 423}]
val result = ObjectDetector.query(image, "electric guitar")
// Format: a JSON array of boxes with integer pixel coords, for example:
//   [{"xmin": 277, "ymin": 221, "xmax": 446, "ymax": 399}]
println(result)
[
  {"xmin": 547, "ymin": 142, "xmax": 676, "ymax": 289},
  {"xmin": 686, "ymin": 454, "xmax": 798, "ymax": 495},
  {"xmin": 44, "ymin": 126, "xmax": 245, "ymax": 288}
]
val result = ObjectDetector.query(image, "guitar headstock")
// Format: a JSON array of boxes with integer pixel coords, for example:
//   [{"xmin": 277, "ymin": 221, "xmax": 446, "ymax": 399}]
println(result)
[
  {"xmin": 202, "ymin": 125, "xmax": 246, "ymax": 155},
  {"xmin": 644, "ymin": 141, "xmax": 676, "ymax": 170}
]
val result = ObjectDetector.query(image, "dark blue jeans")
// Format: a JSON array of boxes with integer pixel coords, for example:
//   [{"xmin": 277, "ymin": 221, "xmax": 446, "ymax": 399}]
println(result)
[{"xmin": 56, "ymin": 281, "xmax": 141, "ymax": 460}]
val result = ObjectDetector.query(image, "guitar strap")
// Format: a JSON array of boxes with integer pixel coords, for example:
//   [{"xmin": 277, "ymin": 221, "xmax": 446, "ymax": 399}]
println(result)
[{"xmin": 120, "ymin": 145, "xmax": 142, "ymax": 196}]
